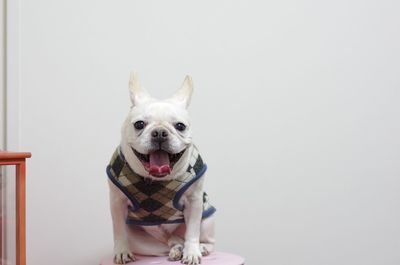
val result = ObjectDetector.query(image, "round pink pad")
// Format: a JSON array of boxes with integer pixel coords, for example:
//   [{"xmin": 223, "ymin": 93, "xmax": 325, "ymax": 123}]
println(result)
[{"xmin": 100, "ymin": 251, "xmax": 245, "ymax": 265}]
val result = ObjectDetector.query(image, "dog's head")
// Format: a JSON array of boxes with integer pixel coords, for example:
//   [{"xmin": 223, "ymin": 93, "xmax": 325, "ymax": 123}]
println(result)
[{"xmin": 121, "ymin": 72, "xmax": 194, "ymax": 179}]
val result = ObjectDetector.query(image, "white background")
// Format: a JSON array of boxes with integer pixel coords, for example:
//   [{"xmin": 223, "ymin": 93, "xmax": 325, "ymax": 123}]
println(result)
[{"xmin": 13, "ymin": 0, "xmax": 400, "ymax": 264}]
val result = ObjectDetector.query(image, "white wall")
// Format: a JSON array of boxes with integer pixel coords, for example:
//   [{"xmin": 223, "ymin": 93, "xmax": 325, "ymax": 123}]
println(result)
[{"xmin": 17, "ymin": 1, "xmax": 400, "ymax": 265}]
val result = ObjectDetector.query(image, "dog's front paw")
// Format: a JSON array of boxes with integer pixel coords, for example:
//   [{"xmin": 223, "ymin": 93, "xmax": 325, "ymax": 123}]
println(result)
[
  {"xmin": 113, "ymin": 250, "xmax": 135, "ymax": 264},
  {"xmin": 181, "ymin": 243, "xmax": 202, "ymax": 265},
  {"xmin": 113, "ymin": 239, "xmax": 135, "ymax": 264},
  {"xmin": 113, "ymin": 242, "xmax": 135, "ymax": 264}
]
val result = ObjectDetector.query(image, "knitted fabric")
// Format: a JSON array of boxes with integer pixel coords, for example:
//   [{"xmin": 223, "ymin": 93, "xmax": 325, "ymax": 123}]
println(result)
[{"xmin": 106, "ymin": 146, "xmax": 216, "ymax": 226}]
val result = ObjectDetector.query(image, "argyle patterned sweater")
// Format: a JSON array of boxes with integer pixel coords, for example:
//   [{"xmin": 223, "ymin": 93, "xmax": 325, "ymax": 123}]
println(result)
[{"xmin": 106, "ymin": 145, "xmax": 216, "ymax": 226}]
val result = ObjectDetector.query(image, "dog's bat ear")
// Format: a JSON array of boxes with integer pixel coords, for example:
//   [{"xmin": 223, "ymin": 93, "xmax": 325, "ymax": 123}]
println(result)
[
  {"xmin": 129, "ymin": 72, "xmax": 150, "ymax": 106},
  {"xmin": 171, "ymin": 75, "xmax": 193, "ymax": 109}
]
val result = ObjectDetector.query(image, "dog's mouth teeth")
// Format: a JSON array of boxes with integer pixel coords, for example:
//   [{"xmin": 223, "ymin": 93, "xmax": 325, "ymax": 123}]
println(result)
[
  {"xmin": 168, "ymin": 150, "xmax": 185, "ymax": 163},
  {"xmin": 133, "ymin": 150, "xmax": 150, "ymax": 163},
  {"xmin": 132, "ymin": 148, "xmax": 186, "ymax": 177}
]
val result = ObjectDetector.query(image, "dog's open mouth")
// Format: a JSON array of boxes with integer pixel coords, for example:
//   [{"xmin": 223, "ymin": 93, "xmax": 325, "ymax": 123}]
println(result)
[{"xmin": 132, "ymin": 148, "xmax": 186, "ymax": 178}]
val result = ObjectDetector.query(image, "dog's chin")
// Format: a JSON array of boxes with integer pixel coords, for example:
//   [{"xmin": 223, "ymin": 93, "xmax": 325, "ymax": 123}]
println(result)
[{"xmin": 132, "ymin": 147, "xmax": 186, "ymax": 178}]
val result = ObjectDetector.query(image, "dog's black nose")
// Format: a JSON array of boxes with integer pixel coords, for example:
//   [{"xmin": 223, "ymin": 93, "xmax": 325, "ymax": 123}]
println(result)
[{"xmin": 151, "ymin": 128, "xmax": 169, "ymax": 142}]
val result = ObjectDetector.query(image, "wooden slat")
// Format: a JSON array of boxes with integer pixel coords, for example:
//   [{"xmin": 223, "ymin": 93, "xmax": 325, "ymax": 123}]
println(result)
[
  {"xmin": 16, "ymin": 162, "xmax": 26, "ymax": 265},
  {"xmin": 0, "ymin": 159, "xmax": 25, "ymax": 166},
  {"xmin": 0, "ymin": 152, "xmax": 30, "ymax": 265},
  {"xmin": 0, "ymin": 152, "xmax": 31, "ymax": 160}
]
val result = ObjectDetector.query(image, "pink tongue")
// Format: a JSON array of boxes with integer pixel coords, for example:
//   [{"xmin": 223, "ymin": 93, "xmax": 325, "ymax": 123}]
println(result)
[{"xmin": 149, "ymin": 150, "xmax": 171, "ymax": 177}]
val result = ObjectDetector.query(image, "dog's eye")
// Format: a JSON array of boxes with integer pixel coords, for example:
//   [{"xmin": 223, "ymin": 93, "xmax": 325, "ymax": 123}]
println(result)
[
  {"xmin": 133, "ymin": 120, "xmax": 146, "ymax": 130},
  {"xmin": 174, "ymin": 122, "xmax": 186, "ymax": 132}
]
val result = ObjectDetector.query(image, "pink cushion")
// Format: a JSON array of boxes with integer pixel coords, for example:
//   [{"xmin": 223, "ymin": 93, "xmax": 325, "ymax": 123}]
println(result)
[{"xmin": 100, "ymin": 251, "xmax": 245, "ymax": 265}]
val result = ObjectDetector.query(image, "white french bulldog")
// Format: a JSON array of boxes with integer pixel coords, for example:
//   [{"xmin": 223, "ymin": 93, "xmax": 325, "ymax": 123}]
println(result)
[{"xmin": 107, "ymin": 73, "xmax": 216, "ymax": 265}]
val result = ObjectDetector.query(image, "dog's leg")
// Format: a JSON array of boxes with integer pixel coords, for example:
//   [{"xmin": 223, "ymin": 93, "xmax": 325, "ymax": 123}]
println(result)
[
  {"xmin": 181, "ymin": 179, "xmax": 204, "ymax": 265},
  {"xmin": 199, "ymin": 215, "xmax": 215, "ymax": 256},
  {"xmin": 170, "ymin": 216, "xmax": 216, "ymax": 259},
  {"xmin": 109, "ymin": 180, "xmax": 135, "ymax": 264}
]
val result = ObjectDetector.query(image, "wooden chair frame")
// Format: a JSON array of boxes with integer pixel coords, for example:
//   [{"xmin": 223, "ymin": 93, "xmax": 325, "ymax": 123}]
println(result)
[{"xmin": 0, "ymin": 152, "xmax": 31, "ymax": 265}]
